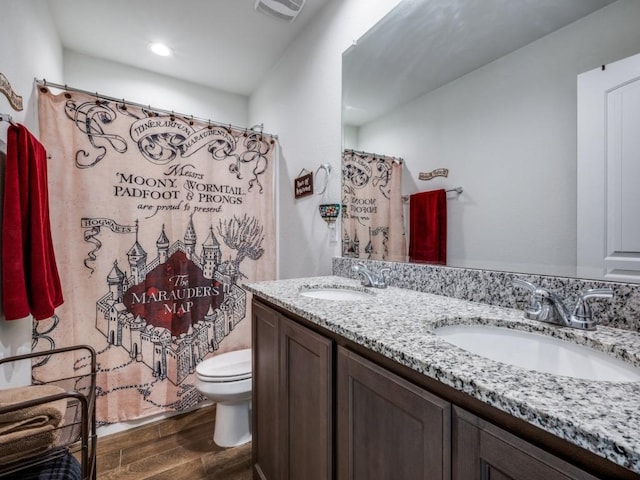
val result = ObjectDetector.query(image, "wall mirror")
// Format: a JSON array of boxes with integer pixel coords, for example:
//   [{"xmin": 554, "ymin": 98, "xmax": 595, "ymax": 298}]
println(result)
[{"xmin": 341, "ymin": 0, "xmax": 640, "ymax": 281}]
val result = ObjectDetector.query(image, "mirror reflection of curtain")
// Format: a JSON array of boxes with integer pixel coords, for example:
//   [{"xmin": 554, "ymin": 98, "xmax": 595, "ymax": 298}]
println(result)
[{"xmin": 341, "ymin": 150, "xmax": 406, "ymax": 262}]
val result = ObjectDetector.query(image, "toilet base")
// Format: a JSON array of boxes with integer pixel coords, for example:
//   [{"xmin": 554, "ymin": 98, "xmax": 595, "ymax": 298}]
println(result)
[{"xmin": 213, "ymin": 400, "xmax": 252, "ymax": 448}]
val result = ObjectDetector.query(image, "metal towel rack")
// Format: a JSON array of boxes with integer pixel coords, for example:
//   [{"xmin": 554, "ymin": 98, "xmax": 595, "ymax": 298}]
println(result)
[{"xmin": 402, "ymin": 187, "xmax": 463, "ymax": 203}]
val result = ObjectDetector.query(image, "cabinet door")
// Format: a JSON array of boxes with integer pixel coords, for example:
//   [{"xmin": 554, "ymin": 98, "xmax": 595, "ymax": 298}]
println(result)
[
  {"xmin": 337, "ymin": 347, "xmax": 451, "ymax": 480},
  {"xmin": 452, "ymin": 407, "xmax": 599, "ymax": 480},
  {"xmin": 252, "ymin": 300, "xmax": 280, "ymax": 480},
  {"xmin": 280, "ymin": 316, "xmax": 333, "ymax": 480}
]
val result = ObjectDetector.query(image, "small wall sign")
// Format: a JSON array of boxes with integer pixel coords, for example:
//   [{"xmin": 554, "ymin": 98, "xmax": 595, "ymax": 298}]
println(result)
[
  {"xmin": 419, "ymin": 168, "xmax": 449, "ymax": 181},
  {"xmin": 294, "ymin": 170, "xmax": 314, "ymax": 199}
]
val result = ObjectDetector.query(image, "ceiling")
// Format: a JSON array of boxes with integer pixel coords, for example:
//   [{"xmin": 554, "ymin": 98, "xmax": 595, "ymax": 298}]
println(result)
[
  {"xmin": 343, "ymin": 0, "xmax": 617, "ymax": 127},
  {"xmin": 45, "ymin": 0, "xmax": 617, "ymax": 116},
  {"xmin": 45, "ymin": 0, "xmax": 331, "ymax": 96}
]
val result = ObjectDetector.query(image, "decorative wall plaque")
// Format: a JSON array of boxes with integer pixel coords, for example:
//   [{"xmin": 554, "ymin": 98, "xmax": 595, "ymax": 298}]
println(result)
[
  {"xmin": 294, "ymin": 170, "xmax": 314, "ymax": 199},
  {"xmin": 0, "ymin": 73, "xmax": 24, "ymax": 111},
  {"xmin": 419, "ymin": 168, "xmax": 449, "ymax": 181}
]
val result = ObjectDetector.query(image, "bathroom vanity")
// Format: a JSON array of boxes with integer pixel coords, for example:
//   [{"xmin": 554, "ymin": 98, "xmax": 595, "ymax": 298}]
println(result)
[{"xmin": 247, "ymin": 276, "xmax": 640, "ymax": 480}]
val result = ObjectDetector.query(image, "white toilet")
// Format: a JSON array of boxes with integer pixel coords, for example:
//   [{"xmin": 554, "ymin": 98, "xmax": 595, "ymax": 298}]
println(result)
[{"xmin": 195, "ymin": 348, "xmax": 252, "ymax": 447}]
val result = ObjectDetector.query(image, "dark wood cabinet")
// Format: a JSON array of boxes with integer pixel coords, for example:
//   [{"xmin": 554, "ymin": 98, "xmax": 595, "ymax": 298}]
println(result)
[
  {"xmin": 452, "ymin": 407, "xmax": 598, "ymax": 480},
  {"xmin": 337, "ymin": 347, "xmax": 451, "ymax": 480},
  {"xmin": 252, "ymin": 299, "xmax": 280, "ymax": 480},
  {"xmin": 280, "ymin": 314, "xmax": 333, "ymax": 480},
  {"xmin": 252, "ymin": 297, "xmax": 636, "ymax": 480},
  {"xmin": 252, "ymin": 300, "xmax": 333, "ymax": 480}
]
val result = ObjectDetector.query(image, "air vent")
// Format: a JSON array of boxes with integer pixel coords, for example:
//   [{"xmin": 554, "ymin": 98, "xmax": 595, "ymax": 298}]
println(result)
[{"xmin": 255, "ymin": 0, "xmax": 306, "ymax": 22}]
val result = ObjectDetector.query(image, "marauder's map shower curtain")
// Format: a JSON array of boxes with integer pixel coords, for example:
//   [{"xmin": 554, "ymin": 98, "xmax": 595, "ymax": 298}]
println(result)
[
  {"xmin": 36, "ymin": 88, "xmax": 276, "ymax": 424},
  {"xmin": 342, "ymin": 149, "xmax": 406, "ymax": 262}
]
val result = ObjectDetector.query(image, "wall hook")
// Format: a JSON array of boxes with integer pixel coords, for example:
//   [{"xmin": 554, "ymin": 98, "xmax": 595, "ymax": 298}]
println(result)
[{"xmin": 315, "ymin": 163, "xmax": 331, "ymax": 195}]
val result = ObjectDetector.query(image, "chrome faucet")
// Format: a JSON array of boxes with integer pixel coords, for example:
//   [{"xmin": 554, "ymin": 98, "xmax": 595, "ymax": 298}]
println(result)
[
  {"xmin": 512, "ymin": 279, "xmax": 614, "ymax": 331},
  {"xmin": 352, "ymin": 262, "xmax": 390, "ymax": 288}
]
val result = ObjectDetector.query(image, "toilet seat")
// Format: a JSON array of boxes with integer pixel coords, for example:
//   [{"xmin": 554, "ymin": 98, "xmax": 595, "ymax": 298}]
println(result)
[{"xmin": 196, "ymin": 348, "xmax": 252, "ymax": 382}]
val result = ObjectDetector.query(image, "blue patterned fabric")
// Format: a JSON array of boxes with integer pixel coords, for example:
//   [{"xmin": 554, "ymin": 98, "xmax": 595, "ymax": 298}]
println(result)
[{"xmin": 1, "ymin": 453, "xmax": 82, "ymax": 480}]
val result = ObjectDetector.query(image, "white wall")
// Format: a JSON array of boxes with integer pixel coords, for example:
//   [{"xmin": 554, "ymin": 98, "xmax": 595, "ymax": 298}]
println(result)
[
  {"xmin": 63, "ymin": 50, "xmax": 248, "ymax": 127},
  {"xmin": 354, "ymin": 0, "xmax": 640, "ymax": 277},
  {"xmin": 250, "ymin": 0, "xmax": 401, "ymax": 279},
  {"xmin": 0, "ymin": 0, "xmax": 64, "ymax": 387},
  {"xmin": 0, "ymin": 1, "xmax": 63, "ymax": 132}
]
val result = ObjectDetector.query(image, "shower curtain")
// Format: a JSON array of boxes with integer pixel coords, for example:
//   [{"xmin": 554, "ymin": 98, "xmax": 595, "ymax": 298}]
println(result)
[
  {"xmin": 342, "ymin": 150, "xmax": 406, "ymax": 262},
  {"xmin": 35, "ymin": 88, "xmax": 276, "ymax": 424}
]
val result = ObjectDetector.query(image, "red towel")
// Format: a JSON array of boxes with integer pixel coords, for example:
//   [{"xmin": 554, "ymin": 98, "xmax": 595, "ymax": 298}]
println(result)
[
  {"xmin": 2, "ymin": 124, "xmax": 63, "ymax": 320},
  {"xmin": 408, "ymin": 189, "xmax": 447, "ymax": 264}
]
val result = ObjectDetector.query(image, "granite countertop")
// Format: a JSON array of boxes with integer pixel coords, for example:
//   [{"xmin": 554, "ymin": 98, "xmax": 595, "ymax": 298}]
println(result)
[{"xmin": 245, "ymin": 275, "xmax": 640, "ymax": 474}]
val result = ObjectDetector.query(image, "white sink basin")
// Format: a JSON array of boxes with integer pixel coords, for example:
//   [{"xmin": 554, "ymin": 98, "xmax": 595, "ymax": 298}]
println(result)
[
  {"xmin": 299, "ymin": 286, "xmax": 373, "ymax": 301},
  {"xmin": 434, "ymin": 324, "xmax": 640, "ymax": 382}
]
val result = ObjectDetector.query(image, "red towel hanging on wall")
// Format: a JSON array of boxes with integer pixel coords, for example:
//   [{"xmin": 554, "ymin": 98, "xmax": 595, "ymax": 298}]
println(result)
[
  {"xmin": 2, "ymin": 123, "xmax": 63, "ymax": 320},
  {"xmin": 408, "ymin": 189, "xmax": 447, "ymax": 264}
]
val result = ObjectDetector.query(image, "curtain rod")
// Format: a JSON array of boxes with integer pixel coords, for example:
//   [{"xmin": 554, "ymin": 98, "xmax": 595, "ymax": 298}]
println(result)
[
  {"xmin": 35, "ymin": 78, "xmax": 278, "ymax": 139},
  {"xmin": 343, "ymin": 148, "xmax": 403, "ymax": 164}
]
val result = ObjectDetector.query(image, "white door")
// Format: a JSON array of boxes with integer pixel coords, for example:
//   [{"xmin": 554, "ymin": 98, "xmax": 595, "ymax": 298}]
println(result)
[{"xmin": 577, "ymin": 52, "xmax": 640, "ymax": 282}]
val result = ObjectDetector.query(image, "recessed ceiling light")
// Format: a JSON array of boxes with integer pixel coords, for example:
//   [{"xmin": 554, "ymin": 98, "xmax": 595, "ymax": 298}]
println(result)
[{"xmin": 149, "ymin": 42, "xmax": 172, "ymax": 57}]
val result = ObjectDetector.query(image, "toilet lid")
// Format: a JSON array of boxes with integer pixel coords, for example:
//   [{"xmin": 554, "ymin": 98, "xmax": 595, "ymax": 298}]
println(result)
[{"xmin": 196, "ymin": 348, "xmax": 252, "ymax": 382}]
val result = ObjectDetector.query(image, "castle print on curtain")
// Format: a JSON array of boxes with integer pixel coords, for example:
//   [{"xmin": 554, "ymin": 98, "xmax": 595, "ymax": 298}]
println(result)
[
  {"xmin": 36, "ymin": 88, "xmax": 276, "ymax": 424},
  {"xmin": 342, "ymin": 150, "xmax": 406, "ymax": 262}
]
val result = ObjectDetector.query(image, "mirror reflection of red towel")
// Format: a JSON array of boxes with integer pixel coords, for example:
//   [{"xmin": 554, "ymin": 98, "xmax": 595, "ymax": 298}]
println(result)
[
  {"xmin": 2, "ymin": 124, "xmax": 63, "ymax": 320},
  {"xmin": 409, "ymin": 189, "xmax": 447, "ymax": 264}
]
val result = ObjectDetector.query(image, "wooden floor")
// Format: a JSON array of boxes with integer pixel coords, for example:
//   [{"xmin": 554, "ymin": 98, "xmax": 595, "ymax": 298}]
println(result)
[{"xmin": 96, "ymin": 405, "xmax": 252, "ymax": 479}]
